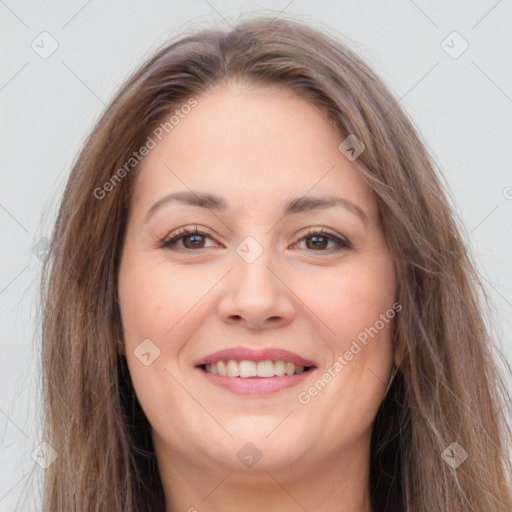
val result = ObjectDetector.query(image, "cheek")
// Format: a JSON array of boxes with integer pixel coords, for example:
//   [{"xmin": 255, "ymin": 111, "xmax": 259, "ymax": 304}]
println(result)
[
  {"xmin": 118, "ymin": 255, "xmax": 208, "ymax": 442},
  {"xmin": 118, "ymin": 254, "xmax": 210, "ymax": 342},
  {"xmin": 296, "ymin": 259, "xmax": 396, "ymax": 349},
  {"xmin": 294, "ymin": 263, "xmax": 395, "ymax": 435}
]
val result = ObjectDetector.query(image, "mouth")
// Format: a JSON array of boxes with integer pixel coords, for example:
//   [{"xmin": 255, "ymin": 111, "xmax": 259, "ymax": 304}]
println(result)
[
  {"xmin": 194, "ymin": 347, "xmax": 317, "ymax": 395},
  {"xmin": 200, "ymin": 359, "xmax": 314, "ymax": 377}
]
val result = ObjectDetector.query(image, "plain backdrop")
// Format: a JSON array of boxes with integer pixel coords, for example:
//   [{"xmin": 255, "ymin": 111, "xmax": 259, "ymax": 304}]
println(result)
[{"xmin": 1, "ymin": 1, "xmax": 511, "ymax": 510}]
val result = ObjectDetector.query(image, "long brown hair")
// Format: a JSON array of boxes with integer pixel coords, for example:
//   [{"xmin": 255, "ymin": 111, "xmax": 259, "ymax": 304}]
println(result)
[{"xmin": 40, "ymin": 15, "xmax": 512, "ymax": 511}]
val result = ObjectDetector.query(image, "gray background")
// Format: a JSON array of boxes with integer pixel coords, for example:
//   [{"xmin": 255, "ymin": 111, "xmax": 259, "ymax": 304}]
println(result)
[{"xmin": 1, "ymin": 1, "xmax": 511, "ymax": 510}]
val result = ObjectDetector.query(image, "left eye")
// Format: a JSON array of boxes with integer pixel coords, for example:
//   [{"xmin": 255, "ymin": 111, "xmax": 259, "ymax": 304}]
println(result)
[{"xmin": 292, "ymin": 230, "xmax": 351, "ymax": 252}]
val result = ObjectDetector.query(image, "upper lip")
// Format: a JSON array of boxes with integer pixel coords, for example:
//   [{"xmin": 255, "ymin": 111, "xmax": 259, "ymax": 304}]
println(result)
[{"xmin": 194, "ymin": 347, "xmax": 317, "ymax": 368}]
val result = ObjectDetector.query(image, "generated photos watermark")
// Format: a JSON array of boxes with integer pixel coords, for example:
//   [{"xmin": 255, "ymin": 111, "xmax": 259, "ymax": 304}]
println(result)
[
  {"xmin": 93, "ymin": 97, "xmax": 198, "ymax": 200},
  {"xmin": 297, "ymin": 301, "xmax": 402, "ymax": 405}
]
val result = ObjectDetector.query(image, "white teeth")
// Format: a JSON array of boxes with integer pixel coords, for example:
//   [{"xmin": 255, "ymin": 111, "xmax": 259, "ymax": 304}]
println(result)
[
  {"xmin": 226, "ymin": 360, "xmax": 239, "ymax": 377},
  {"xmin": 203, "ymin": 359, "xmax": 310, "ymax": 377},
  {"xmin": 207, "ymin": 363, "xmax": 218, "ymax": 375},
  {"xmin": 217, "ymin": 360, "xmax": 227, "ymax": 376},
  {"xmin": 257, "ymin": 360, "xmax": 275, "ymax": 378},
  {"xmin": 239, "ymin": 360, "xmax": 257, "ymax": 377},
  {"xmin": 274, "ymin": 360, "xmax": 286, "ymax": 376},
  {"xmin": 285, "ymin": 362, "xmax": 295, "ymax": 376}
]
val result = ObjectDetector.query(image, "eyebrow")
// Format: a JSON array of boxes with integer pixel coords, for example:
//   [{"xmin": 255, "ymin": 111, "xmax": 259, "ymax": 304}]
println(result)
[{"xmin": 144, "ymin": 190, "xmax": 368, "ymax": 224}]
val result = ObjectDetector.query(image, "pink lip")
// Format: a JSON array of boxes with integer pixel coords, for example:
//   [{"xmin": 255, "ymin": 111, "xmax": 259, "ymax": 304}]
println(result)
[
  {"xmin": 200, "ymin": 370, "xmax": 314, "ymax": 395},
  {"xmin": 194, "ymin": 347, "xmax": 316, "ymax": 367}
]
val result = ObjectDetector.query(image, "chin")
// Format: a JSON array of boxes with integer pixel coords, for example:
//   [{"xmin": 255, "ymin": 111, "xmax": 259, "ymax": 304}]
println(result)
[{"xmin": 205, "ymin": 418, "xmax": 312, "ymax": 471}]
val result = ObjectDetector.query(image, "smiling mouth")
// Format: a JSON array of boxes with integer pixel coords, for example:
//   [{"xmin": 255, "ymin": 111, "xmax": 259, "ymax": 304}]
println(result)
[{"xmin": 199, "ymin": 359, "xmax": 316, "ymax": 378}]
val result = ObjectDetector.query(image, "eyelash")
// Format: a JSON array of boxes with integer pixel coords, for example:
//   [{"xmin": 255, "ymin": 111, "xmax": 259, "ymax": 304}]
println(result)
[{"xmin": 159, "ymin": 226, "xmax": 352, "ymax": 253}]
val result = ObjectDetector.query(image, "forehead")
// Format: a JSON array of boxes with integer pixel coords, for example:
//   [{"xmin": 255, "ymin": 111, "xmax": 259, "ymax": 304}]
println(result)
[{"xmin": 129, "ymin": 83, "xmax": 377, "ymax": 221}]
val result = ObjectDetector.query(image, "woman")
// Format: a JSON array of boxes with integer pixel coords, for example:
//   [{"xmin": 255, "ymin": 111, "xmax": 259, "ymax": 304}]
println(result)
[{"xmin": 40, "ymin": 16, "xmax": 512, "ymax": 512}]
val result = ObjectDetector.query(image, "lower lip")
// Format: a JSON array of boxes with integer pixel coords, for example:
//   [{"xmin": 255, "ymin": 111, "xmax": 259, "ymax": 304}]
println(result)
[{"xmin": 199, "ymin": 368, "xmax": 314, "ymax": 395}]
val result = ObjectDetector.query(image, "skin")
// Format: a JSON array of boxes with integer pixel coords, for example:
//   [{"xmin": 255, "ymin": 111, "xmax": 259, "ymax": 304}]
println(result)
[{"xmin": 118, "ymin": 81, "xmax": 396, "ymax": 512}]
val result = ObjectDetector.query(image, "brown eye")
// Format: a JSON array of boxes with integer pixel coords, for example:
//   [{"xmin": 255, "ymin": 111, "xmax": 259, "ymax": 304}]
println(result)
[
  {"xmin": 305, "ymin": 234, "xmax": 329, "ymax": 250},
  {"xmin": 160, "ymin": 227, "xmax": 216, "ymax": 250},
  {"xmin": 182, "ymin": 233, "xmax": 206, "ymax": 249},
  {"xmin": 294, "ymin": 229, "xmax": 352, "ymax": 252}
]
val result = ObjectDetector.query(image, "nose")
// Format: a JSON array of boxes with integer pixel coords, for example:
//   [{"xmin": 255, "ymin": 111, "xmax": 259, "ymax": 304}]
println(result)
[{"xmin": 217, "ymin": 250, "xmax": 296, "ymax": 330}]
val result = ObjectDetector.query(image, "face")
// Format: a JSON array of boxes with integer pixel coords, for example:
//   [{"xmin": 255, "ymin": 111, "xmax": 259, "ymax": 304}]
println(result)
[{"xmin": 118, "ymin": 82, "xmax": 396, "ymax": 477}]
